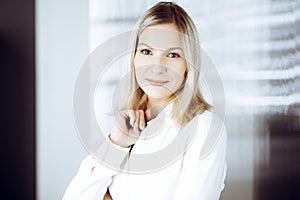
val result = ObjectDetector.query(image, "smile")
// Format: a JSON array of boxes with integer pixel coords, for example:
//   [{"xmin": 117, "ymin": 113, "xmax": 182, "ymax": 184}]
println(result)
[{"xmin": 145, "ymin": 78, "xmax": 169, "ymax": 86}]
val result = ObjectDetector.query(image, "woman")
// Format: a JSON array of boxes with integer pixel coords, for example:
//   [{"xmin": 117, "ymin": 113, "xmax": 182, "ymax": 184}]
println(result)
[{"xmin": 63, "ymin": 2, "xmax": 226, "ymax": 199}]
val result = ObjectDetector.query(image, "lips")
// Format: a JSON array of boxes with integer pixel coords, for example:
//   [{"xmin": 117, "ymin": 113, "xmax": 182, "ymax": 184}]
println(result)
[{"xmin": 145, "ymin": 78, "xmax": 169, "ymax": 86}]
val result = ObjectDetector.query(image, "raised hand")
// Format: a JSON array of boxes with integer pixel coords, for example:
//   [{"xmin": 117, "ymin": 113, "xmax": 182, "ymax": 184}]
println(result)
[{"xmin": 109, "ymin": 94, "xmax": 148, "ymax": 148}]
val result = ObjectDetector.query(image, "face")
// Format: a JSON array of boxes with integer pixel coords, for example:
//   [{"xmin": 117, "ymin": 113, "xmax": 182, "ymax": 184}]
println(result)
[{"xmin": 134, "ymin": 23, "xmax": 187, "ymax": 102}]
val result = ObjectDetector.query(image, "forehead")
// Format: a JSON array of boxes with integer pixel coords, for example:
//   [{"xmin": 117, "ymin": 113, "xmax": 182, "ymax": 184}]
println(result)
[{"xmin": 138, "ymin": 23, "xmax": 184, "ymax": 49}]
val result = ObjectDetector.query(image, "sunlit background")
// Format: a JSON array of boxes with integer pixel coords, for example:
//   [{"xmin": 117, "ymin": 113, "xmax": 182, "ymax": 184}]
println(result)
[{"xmin": 36, "ymin": 0, "xmax": 300, "ymax": 199}]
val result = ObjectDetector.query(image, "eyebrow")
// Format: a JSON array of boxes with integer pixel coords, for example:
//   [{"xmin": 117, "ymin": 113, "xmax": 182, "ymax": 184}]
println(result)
[{"xmin": 138, "ymin": 42, "xmax": 184, "ymax": 51}]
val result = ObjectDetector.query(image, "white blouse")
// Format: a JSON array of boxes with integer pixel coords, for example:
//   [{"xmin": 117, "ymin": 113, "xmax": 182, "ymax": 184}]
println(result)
[{"xmin": 63, "ymin": 106, "xmax": 227, "ymax": 200}]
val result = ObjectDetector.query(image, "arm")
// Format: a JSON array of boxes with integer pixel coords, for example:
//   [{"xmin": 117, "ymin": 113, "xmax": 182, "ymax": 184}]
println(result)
[
  {"xmin": 62, "ymin": 138, "xmax": 130, "ymax": 200},
  {"xmin": 62, "ymin": 155, "xmax": 115, "ymax": 200},
  {"xmin": 173, "ymin": 115, "xmax": 227, "ymax": 200},
  {"xmin": 62, "ymin": 95, "xmax": 148, "ymax": 199}
]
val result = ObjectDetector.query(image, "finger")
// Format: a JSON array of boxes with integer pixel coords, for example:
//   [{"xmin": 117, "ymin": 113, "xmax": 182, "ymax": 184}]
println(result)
[
  {"xmin": 134, "ymin": 93, "xmax": 148, "ymax": 110},
  {"xmin": 145, "ymin": 109, "xmax": 151, "ymax": 122},
  {"xmin": 138, "ymin": 110, "xmax": 146, "ymax": 130},
  {"xmin": 127, "ymin": 110, "xmax": 135, "ymax": 127},
  {"xmin": 133, "ymin": 111, "xmax": 140, "ymax": 133}
]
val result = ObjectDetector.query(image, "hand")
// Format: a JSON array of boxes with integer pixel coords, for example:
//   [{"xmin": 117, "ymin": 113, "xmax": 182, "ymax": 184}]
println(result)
[{"xmin": 109, "ymin": 94, "xmax": 148, "ymax": 148}]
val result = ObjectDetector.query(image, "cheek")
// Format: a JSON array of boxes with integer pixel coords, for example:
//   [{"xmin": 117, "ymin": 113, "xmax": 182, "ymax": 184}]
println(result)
[
  {"xmin": 133, "ymin": 53, "xmax": 144, "ymax": 68},
  {"xmin": 133, "ymin": 57, "xmax": 145, "ymax": 86},
  {"xmin": 180, "ymin": 60, "xmax": 187, "ymax": 75},
  {"xmin": 133, "ymin": 56, "xmax": 140, "ymax": 73},
  {"xmin": 134, "ymin": 67, "xmax": 142, "ymax": 83},
  {"xmin": 171, "ymin": 62, "xmax": 187, "ymax": 90},
  {"xmin": 173, "ymin": 61, "xmax": 187, "ymax": 79},
  {"xmin": 180, "ymin": 66, "xmax": 187, "ymax": 78}
]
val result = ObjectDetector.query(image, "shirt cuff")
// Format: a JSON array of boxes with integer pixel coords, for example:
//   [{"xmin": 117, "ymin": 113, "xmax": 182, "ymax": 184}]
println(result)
[
  {"xmin": 107, "ymin": 134, "xmax": 132, "ymax": 152},
  {"xmin": 91, "ymin": 134, "xmax": 131, "ymax": 171}
]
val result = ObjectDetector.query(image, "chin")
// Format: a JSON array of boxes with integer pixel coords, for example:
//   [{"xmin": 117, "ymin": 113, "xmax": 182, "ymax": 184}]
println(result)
[{"xmin": 142, "ymin": 87, "xmax": 173, "ymax": 100}]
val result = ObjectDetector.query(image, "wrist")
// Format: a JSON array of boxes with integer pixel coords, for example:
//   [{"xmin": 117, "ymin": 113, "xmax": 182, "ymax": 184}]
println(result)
[{"xmin": 108, "ymin": 134, "xmax": 131, "ymax": 148}]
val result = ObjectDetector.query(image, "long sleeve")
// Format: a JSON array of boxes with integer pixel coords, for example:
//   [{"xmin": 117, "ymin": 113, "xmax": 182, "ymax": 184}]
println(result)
[
  {"xmin": 173, "ymin": 114, "xmax": 227, "ymax": 200},
  {"xmin": 62, "ymin": 138, "xmax": 130, "ymax": 200}
]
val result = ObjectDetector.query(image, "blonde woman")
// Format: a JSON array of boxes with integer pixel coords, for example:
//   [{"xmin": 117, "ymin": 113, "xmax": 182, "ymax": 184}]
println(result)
[{"xmin": 63, "ymin": 2, "xmax": 226, "ymax": 200}]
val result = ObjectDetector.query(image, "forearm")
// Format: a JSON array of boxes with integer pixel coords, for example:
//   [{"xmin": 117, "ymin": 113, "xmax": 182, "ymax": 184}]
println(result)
[{"xmin": 63, "ymin": 138, "xmax": 130, "ymax": 200}]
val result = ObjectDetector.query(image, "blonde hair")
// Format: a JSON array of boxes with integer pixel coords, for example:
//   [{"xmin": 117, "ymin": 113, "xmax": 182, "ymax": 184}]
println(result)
[{"xmin": 120, "ymin": 1, "xmax": 211, "ymax": 125}]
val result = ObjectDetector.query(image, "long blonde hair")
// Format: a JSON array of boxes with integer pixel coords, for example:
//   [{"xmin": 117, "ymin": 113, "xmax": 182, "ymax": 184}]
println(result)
[{"xmin": 119, "ymin": 1, "xmax": 211, "ymax": 125}]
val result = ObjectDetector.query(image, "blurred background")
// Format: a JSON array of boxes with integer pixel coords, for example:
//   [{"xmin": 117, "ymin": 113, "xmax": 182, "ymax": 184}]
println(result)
[{"xmin": 1, "ymin": 0, "xmax": 299, "ymax": 199}]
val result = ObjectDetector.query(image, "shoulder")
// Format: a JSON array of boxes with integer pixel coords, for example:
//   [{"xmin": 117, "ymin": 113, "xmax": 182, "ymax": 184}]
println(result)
[
  {"xmin": 183, "ymin": 110, "xmax": 227, "ymax": 159},
  {"xmin": 183, "ymin": 110, "xmax": 225, "ymax": 133}
]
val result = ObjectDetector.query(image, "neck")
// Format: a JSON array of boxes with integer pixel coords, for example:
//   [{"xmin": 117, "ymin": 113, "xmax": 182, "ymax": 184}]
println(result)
[
  {"xmin": 147, "ymin": 97, "xmax": 169, "ymax": 108},
  {"xmin": 145, "ymin": 96, "xmax": 171, "ymax": 121}
]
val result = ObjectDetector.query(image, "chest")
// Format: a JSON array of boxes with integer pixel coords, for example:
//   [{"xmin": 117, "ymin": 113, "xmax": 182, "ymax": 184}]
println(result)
[{"xmin": 109, "ymin": 157, "xmax": 183, "ymax": 200}]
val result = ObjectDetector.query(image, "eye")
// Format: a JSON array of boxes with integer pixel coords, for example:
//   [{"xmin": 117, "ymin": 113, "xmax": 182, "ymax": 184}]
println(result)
[
  {"xmin": 140, "ymin": 49, "xmax": 152, "ymax": 55},
  {"xmin": 168, "ymin": 52, "xmax": 180, "ymax": 58}
]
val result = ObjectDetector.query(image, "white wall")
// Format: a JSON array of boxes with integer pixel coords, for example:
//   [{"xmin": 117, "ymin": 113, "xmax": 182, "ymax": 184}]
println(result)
[{"xmin": 36, "ymin": 0, "xmax": 89, "ymax": 199}]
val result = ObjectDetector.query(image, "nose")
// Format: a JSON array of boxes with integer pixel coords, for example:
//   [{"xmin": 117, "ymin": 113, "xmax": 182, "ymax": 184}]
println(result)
[
  {"xmin": 152, "ymin": 64, "xmax": 166, "ymax": 74},
  {"xmin": 151, "ymin": 54, "xmax": 167, "ymax": 74}
]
